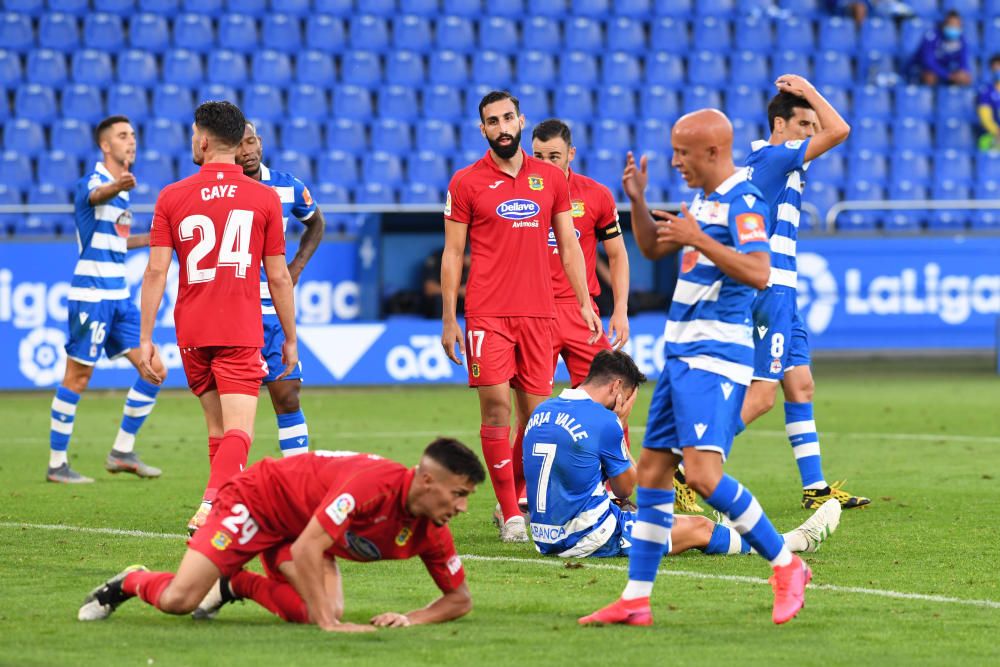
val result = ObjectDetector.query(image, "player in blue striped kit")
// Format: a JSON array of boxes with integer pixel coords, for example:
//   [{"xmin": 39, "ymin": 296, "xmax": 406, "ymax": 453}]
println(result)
[
  {"xmin": 581, "ymin": 109, "xmax": 811, "ymax": 627},
  {"xmin": 47, "ymin": 115, "xmax": 165, "ymax": 483},
  {"xmin": 236, "ymin": 122, "xmax": 325, "ymax": 458},
  {"xmin": 742, "ymin": 75, "xmax": 869, "ymax": 510}
]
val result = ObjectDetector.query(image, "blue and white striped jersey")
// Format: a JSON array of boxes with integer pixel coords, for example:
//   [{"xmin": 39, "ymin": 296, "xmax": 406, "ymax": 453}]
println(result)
[
  {"xmin": 666, "ymin": 170, "xmax": 772, "ymax": 386},
  {"xmin": 70, "ymin": 162, "xmax": 132, "ymax": 302},
  {"xmin": 745, "ymin": 138, "xmax": 811, "ymax": 290},
  {"xmin": 257, "ymin": 164, "xmax": 317, "ymax": 313},
  {"xmin": 523, "ymin": 388, "xmax": 631, "ymax": 558}
]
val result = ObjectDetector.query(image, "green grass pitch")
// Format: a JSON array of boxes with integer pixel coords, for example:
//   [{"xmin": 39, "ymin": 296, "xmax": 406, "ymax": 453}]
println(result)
[{"xmin": 1, "ymin": 358, "xmax": 998, "ymax": 666}]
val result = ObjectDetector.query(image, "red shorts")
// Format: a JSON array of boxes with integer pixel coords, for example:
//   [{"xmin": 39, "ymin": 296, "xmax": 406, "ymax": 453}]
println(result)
[
  {"xmin": 551, "ymin": 300, "xmax": 612, "ymax": 387},
  {"xmin": 187, "ymin": 487, "xmax": 285, "ymax": 577},
  {"xmin": 180, "ymin": 346, "xmax": 267, "ymax": 396},
  {"xmin": 464, "ymin": 316, "xmax": 554, "ymax": 396}
]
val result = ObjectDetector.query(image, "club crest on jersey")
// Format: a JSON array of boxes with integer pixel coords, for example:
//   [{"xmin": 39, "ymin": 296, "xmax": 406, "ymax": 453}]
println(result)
[
  {"xmin": 211, "ymin": 531, "xmax": 232, "ymax": 551},
  {"xmin": 302, "ymin": 186, "xmax": 313, "ymax": 206},
  {"xmin": 547, "ymin": 227, "xmax": 580, "ymax": 247},
  {"xmin": 471, "ymin": 363, "xmax": 480, "ymax": 378},
  {"xmin": 770, "ymin": 358, "xmax": 783, "ymax": 374},
  {"xmin": 395, "ymin": 526, "xmax": 413, "ymax": 547},
  {"xmin": 447, "ymin": 555, "xmax": 463, "ymax": 575},
  {"xmin": 114, "ymin": 209, "xmax": 132, "ymax": 238},
  {"xmin": 571, "ymin": 200, "xmax": 585, "ymax": 218},
  {"xmin": 736, "ymin": 213, "xmax": 768, "ymax": 244},
  {"xmin": 325, "ymin": 493, "xmax": 355, "ymax": 526},
  {"xmin": 496, "ymin": 199, "xmax": 540, "ymax": 220},
  {"xmin": 680, "ymin": 247, "xmax": 701, "ymax": 273},
  {"xmin": 528, "ymin": 175, "xmax": 544, "ymax": 191}
]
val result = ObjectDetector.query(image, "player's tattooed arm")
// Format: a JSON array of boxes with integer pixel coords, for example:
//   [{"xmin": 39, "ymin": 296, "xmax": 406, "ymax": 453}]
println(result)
[
  {"xmin": 440, "ymin": 220, "xmax": 468, "ymax": 364},
  {"xmin": 373, "ymin": 582, "xmax": 473, "ymax": 627},
  {"xmin": 622, "ymin": 152, "xmax": 682, "ymax": 260},
  {"xmin": 288, "ymin": 207, "xmax": 326, "ymax": 286}
]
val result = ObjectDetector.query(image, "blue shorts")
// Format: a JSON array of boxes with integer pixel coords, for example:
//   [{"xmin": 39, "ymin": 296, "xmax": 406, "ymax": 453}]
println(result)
[
  {"xmin": 262, "ymin": 312, "xmax": 302, "ymax": 383},
  {"xmin": 643, "ymin": 359, "xmax": 747, "ymax": 462},
  {"xmin": 751, "ymin": 287, "xmax": 811, "ymax": 382},
  {"xmin": 590, "ymin": 505, "xmax": 636, "ymax": 558},
  {"xmin": 65, "ymin": 298, "xmax": 140, "ymax": 366}
]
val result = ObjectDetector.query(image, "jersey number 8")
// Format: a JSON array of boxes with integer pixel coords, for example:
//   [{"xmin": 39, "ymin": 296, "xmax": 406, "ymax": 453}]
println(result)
[{"xmin": 179, "ymin": 210, "xmax": 254, "ymax": 284}]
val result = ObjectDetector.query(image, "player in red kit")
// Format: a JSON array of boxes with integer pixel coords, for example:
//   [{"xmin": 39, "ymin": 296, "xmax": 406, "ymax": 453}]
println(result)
[
  {"xmin": 78, "ymin": 439, "xmax": 485, "ymax": 632},
  {"xmin": 136, "ymin": 101, "xmax": 298, "ymax": 535},
  {"xmin": 441, "ymin": 90, "xmax": 602, "ymax": 543}
]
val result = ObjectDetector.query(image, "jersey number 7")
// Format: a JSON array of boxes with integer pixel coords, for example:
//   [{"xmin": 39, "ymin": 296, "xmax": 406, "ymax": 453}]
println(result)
[{"xmin": 179, "ymin": 209, "xmax": 254, "ymax": 284}]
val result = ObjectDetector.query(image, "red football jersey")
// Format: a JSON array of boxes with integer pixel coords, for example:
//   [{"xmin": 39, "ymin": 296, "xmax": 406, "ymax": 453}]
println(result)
[
  {"xmin": 445, "ymin": 149, "xmax": 571, "ymax": 317},
  {"xmin": 548, "ymin": 169, "xmax": 621, "ymax": 302},
  {"xmin": 227, "ymin": 452, "xmax": 465, "ymax": 593},
  {"xmin": 150, "ymin": 163, "xmax": 284, "ymax": 348}
]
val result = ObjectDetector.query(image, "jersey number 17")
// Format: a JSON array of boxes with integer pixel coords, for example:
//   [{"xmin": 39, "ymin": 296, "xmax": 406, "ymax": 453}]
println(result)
[{"xmin": 179, "ymin": 209, "xmax": 254, "ymax": 284}]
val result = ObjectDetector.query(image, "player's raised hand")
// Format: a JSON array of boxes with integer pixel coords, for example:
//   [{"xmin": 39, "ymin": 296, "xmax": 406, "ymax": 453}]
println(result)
[
  {"xmin": 775, "ymin": 74, "xmax": 814, "ymax": 98},
  {"xmin": 441, "ymin": 319, "xmax": 465, "ymax": 365},
  {"xmin": 621, "ymin": 152, "xmax": 648, "ymax": 201},
  {"xmin": 580, "ymin": 303, "xmax": 604, "ymax": 345},
  {"xmin": 117, "ymin": 161, "xmax": 137, "ymax": 192},
  {"xmin": 653, "ymin": 204, "xmax": 703, "ymax": 247},
  {"xmin": 607, "ymin": 309, "xmax": 630, "ymax": 351},
  {"xmin": 275, "ymin": 339, "xmax": 299, "ymax": 381},
  {"xmin": 370, "ymin": 612, "xmax": 413, "ymax": 628},
  {"xmin": 137, "ymin": 340, "xmax": 164, "ymax": 385}
]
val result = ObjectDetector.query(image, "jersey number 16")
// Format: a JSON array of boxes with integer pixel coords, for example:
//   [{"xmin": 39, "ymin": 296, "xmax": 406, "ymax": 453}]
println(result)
[{"xmin": 179, "ymin": 209, "xmax": 254, "ymax": 284}]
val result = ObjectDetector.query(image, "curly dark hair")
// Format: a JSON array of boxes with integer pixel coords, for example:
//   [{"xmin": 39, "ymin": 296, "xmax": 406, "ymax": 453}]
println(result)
[{"xmin": 193, "ymin": 101, "xmax": 246, "ymax": 148}]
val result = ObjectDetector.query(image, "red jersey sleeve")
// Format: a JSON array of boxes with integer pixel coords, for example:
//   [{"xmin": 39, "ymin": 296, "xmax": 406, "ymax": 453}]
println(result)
[
  {"xmin": 262, "ymin": 188, "xmax": 285, "ymax": 257},
  {"xmin": 419, "ymin": 526, "xmax": 465, "ymax": 593},
  {"xmin": 149, "ymin": 190, "xmax": 174, "ymax": 248},
  {"xmin": 444, "ymin": 172, "xmax": 472, "ymax": 225},
  {"xmin": 596, "ymin": 186, "xmax": 623, "ymax": 240},
  {"xmin": 312, "ymin": 467, "xmax": 383, "ymax": 543},
  {"xmin": 550, "ymin": 166, "xmax": 572, "ymax": 215}
]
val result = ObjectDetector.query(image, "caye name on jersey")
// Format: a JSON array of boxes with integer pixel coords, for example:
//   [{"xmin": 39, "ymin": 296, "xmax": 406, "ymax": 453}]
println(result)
[
  {"xmin": 201, "ymin": 185, "xmax": 238, "ymax": 201},
  {"xmin": 524, "ymin": 410, "xmax": 589, "ymax": 442}
]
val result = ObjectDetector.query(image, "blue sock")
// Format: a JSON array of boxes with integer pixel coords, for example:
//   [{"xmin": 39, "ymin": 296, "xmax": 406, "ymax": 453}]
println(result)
[
  {"xmin": 277, "ymin": 410, "xmax": 309, "ymax": 456},
  {"xmin": 705, "ymin": 474, "xmax": 789, "ymax": 565},
  {"xmin": 49, "ymin": 386, "xmax": 80, "ymax": 467},
  {"xmin": 703, "ymin": 523, "xmax": 751, "ymax": 555},
  {"xmin": 623, "ymin": 487, "xmax": 674, "ymax": 599},
  {"xmin": 785, "ymin": 402, "xmax": 827, "ymax": 490},
  {"xmin": 113, "ymin": 377, "xmax": 161, "ymax": 453}
]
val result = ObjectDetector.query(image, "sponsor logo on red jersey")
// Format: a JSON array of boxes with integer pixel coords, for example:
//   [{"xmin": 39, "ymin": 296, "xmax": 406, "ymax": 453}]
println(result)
[
  {"xmin": 325, "ymin": 493, "xmax": 355, "ymax": 525},
  {"xmin": 345, "ymin": 531, "xmax": 382, "ymax": 561},
  {"xmin": 446, "ymin": 555, "xmax": 462, "ymax": 575},
  {"xmin": 496, "ymin": 199, "xmax": 540, "ymax": 220}
]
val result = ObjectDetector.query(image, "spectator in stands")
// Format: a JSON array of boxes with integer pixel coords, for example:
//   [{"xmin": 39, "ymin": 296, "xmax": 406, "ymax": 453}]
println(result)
[
  {"xmin": 909, "ymin": 10, "xmax": 972, "ymax": 87},
  {"xmin": 977, "ymin": 55, "xmax": 1000, "ymax": 152},
  {"xmin": 826, "ymin": 1, "xmax": 913, "ymax": 26}
]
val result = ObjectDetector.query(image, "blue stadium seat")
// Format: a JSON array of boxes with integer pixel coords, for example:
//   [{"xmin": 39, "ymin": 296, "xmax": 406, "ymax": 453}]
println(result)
[
  {"xmin": 357, "ymin": 0, "xmax": 395, "ymax": 17},
  {"xmin": 613, "ymin": 0, "xmax": 650, "ymax": 16},
  {"xmin": 728, "ymin": 51, "xmax": 770, "ymax": 89},
  {"xmin": 649, "ymin": 18, "xmax": 689, "ymax": 55},
  {"xmin": 218, "ymin": 14, "xmax": 259, "ymax": 54},
  {"xmin": 692, "ymin": 17, "xmax": 731, "ymax": 52},
  {"xmin": 279, "ymin": 118, "xmax": 322, "ymax": 156},
  {"xmin": 400, "ymin": 182, "xmax": 441, "ymax": 204},
  {"xmin": 883, "ymin": 181, "xmax": 926, "ymax": 232},
  {"xmin": 772, "ymin": 50, "xmax": 812, "ymax": 82},
  {"xmin": 37, "ymin": 150, "xmax": 79, "ymax": 189},
  {"xmin": 260, "ymin": 14, "xmax": 302, "ymax": 55},
  {"xmin": 687, "ymin": 50, "xmax": 727, "ymax": 87},
  {"xmin": 17, "ymin": 214, "xmax": 59, "ymax": 237},
  {"xmin": 639, "ymin": 86, "xmax": 680, "ymax": 122},
  {"xmin": 204, "ymin": 51, "xmax": 247, "ymax": 87},
  {"xmin": 564, "ymin": 17, "xmax": 603, "ymax": 52},
  {"xmin": 726, "ymin": 85, "xmax": 765, "ymax": 121},
  {"xmin": 682, "ymin": 86, "xmax": 722, "ymax": 114},
  {"xmin": 479, "ymin": 17, "xmax": 519, "ymax": 54},
  {"xmin": 774, "ymin": 17, "xmax": 814, "ymax": 55},
  {"xmin": 853, "ymin": 85, "xmax": 892, "ymax": 121},
  {"xmin": 5, "ymin": 0, "xmax": 45, "ymax": 15},
  {"xmin": 83, "ymin": 13, "xmax": 125, "ymax": 51},
  {"xmin": 591, "ymin": 119, "xmax": 631, "ymax": 153},
  {"xmin": 128, "ymin": 13, "xmax": 170, "ymax": 53},
  {"xmin": 434, "ymin": 15, "xmax": 475, "ymax": 53},
  {"xmin": 813, "ymin": 51, "xmax": 853, "ymax": 88},
  {"xmin": 459, "ymin": 121, "xmax": 485, "ymax": 153},
  {"xmin": 185, "ymin": 0, "xmax": 222, "ymax": 15},
  {"xmin": 332, "ymin": 84, "xmax": 373, "ymax": 121},
  {"xmin": 416, "ymin": 120, "xmax": 457, "ymax": 154},
  {"xmin": 52, "ymin": 118, "xmax": 92, "ymax": 158},
  {"xmin": 393, "ymin": 15, "xmax": 432, "ymax": 52},
  {"xmin": 530, "ymin": 0, "xmax": 568, "ymax": 16},
  {"xmin": 0, "ymin": 181, "xmax": 23, "ymax": 234},
  {"xmin": 849, "ymin": 150, "xmax": 888, "ymax": 185},
  {"xmin": 936, "ymin": 117, "xmax": 975, "ymax": 151},
  {"xmin": 893, "ymin": 150, "xmax": 932, "ymax": 186},
  {"xmin": 442, "ymin": 0, "xmax": 485, "ymax": 18},
  {"xmin": 901, "ymin": 0, "xmax": 935, "ymax": 14},
  {"xmin": 252, "ymin": 50, "xmax": 294, "ymax": 86},
  {"xmin": 340, "ymin": 50, "xmax": 382, "ymax": 88},
  {"xmin": 371, "ymin": 118, "xmax": 412, "ymax": 155},
  {"xmin": 513, "ymin": 83, "xmax": 550, "ymax": 119},
  {"xmin": 152, "ymin": 83, "xmax": 194, "ymax": 122},
  {"xmin": 554, "ymin": 85, "xmax": 594, "ymax": 123},
  {"xmin": 385, "ymin": 50, "xmax": 425, "ymax": 87},
  {"xmin": 242, "ymin": 84, "xmax": 284, "ymax": 122},
  {"xmin": 818, "ymin": 16, "xmax": 856, "ymax": 52},
  {"xmin": 162, "ymin": 49, "xmax": 204, "ymax": 86},
  {"xmin": 39, "ymin": 13, "xmax": 80, "ymax": 53},
  {"xmin": 26, "ymin": 183, "xmax": 72, "ymax": 234},
  {"xmin": 305, "ymin": 15, "xmax": 346, "ymax": 54},
  {"xmin": 295, "ymin": 51, "xmax": 335, "ymax": 87},
  {"xmin": 837, "ymin": 181, "xmax": 884, "ymax": 231},
  {"xmin": 929, "ymin": 180, "xmax": 971, "ymax": 230},
  {"xmin": 116, "ymin": 50, "xmax": 157, "ymax": 86},
  {"xmin": 587, "ymin": 150, "xmax": 623, "ymax": 200},
  {"xmin": 354, "ymin": 182, "xmax": 396, "ymax": 204},
  {"xmin": 522, "ymin": 17, "xmax": 562, "ymax": 53},
  {"xmin": 734, "ymin": 16, "xmax": 772, "ymax": 54},
  {"xmin": 313, "ymin": 0, "xmax": 352, "ymax": 15},
  {"xmin": 559, "ymin": 52, "xmax": 597, "ymax": 87},
  {"xmin": 731, "ymin": 119, "xmax": 762, "ymax": 155},
  {"xmin": 26, "ymin": 50, "xmax": 68, "ymax": 87},
  {"xmin": 2, "ymin": 119, "xmax": 45, "ymax": 157},
  {"xmin": 860, "ymin": 16, "xmax": 897, "ymax": 54},
  {"xmin": 573, "ymin": 0, "xmax": 610, "ymax": 16},
  {"xmin": 75, "ymin": 50, "xmax": 115, "ymax": 91},
  {"xmin": 894, "ymin": 84, "xmax": 934, "ymax": 120},
  {"xmin": 852, "ymin": 118, "xmax": 890, "ymax": 152},
  {"xmin": 934, "ymin": 149, "xmax": 974, "ymax": 184},
  {"xmin": 94, "ymin": 0, "xmax": 136, "ymax": 15},
  {"xmin": 936, "ymin": 86, "xmax": 975, "ymax": 123},
  {"xmin": 377, "ymin": 85, "xmax": 419, "ymax": 122},
  {"xmin": 807, "ymin": 152, "xmax": 846, "ymax": 187},
  {"xmin": 694, "ymin": 0, "xmax": 734, "ymax": 16},
  {"xmin": 602, "ymin": 52, "xmax": 641, "ymax": 87},
  {"xmin": 62, "ymin": 84, "xmax": 105, "ymax": 123},
  {"xmin": 516, "ymin": 51, "xmax": 556, "ymax": 87},
  {"xmin": 0, "ymin": 49, "xmax": 22, "ymax": 88},
  {"xmin": 287, "ymin": 84, "xmax": 328, "ymax": 120},
  {"xmin": 318, "ymin": 150, "xmax": 359, "ymax": 186},
  {"xmin": 349, "ymin": 15, "xmax": 390, "ymax": 51},
  {"xmin": 15, "ymin": 84, "xmax": 58, "ymax": 124},
  {"xmin": 324, "ymin": 118, "xmax": 366, "ymax": 155},
  {"xmin": 646, "ymin": 52, "xmax": 685, "ymax": 88},
  {"xmin": 269, "ymin": 149, "xmax": 313, "ymax": 183},
  {"xmin": 172, "ymin": 14, "xmax": 213, "ymax": 53},
  {"xmin": 802, "ymin": 180, "xmax": 838, "ymax": 227},
  {"xmin": 0, "ymin": 150, "xmax": 32, "ymax": 192},
  {"xmin": 599, "ymin": 86, "xmax": 636, "ymax": 121},
  {"xmin": 137, "ymin": 0, "xmax": 179, "ymax": 13},
  {"xmin": 636, "ymin": 118, "xmax": 667, "ymax": 154},
  {"xmin": 607, "ymin": 17, "xmax": 646, "ymax": 54},
  {"xmin": 0, "ymin": 13, "xmax": 34, "ymax": 53},
  {"xmin": 197, "ymin": 83, "xmax": 237, "ymax": 106},
  {"xmin": 977, "ymin": 152, "xmax": 1000, "ymax": 183},
  {"xmin": 107, "ymin": 84, "xmax": 149, "ymax": 123},
  {"xmin": 423, "ymin": 85, "xmax": 463, "ymax": 121},
  {"xmin": 363, "ymin": 151, "xmax": 404, "ymax": 186},
  {"xmin": 472, "ymin": 51, "xmax": 513, "ymax": 87},
  {"xmin": 408, "ymin": 151, "xmax": 450, "ymax": 189},
  {"xmin": 141, "ymin": 117, "xmax": 184, "ymax": 156},
  {"xmin": 427, "ymin": 51, "xmax": 468, "ymax": 86},
  {"xmin": 133, "ymin": 149, "xmax": 174, "ymax": 189}
]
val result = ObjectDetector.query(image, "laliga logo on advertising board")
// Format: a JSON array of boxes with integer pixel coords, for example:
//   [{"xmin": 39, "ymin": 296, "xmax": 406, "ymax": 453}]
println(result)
[{"xmin": 796, "ymin": 252, "xmax": 839, "ymax": 335}]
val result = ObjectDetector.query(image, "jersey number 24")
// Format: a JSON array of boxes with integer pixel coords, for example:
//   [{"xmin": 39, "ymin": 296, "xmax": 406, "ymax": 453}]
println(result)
[{"xmin": 179, "ymin": 209, "xmax": 254, "ymax": 283}]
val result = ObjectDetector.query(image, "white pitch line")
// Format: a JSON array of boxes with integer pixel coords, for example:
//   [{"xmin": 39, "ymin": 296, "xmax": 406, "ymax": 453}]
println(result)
[{"xmin": 2, "ymin": 521, "xmax": 998, "ymax": 611}]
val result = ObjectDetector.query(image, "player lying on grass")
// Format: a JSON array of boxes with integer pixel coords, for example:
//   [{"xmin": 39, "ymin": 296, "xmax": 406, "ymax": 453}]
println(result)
[
  {"xmin": 79, "ymin": 439, "xmax": 485, "ymax": 631},
  {"xmin": 524, "ymin": 350, "xmax": 841, "ymax": 559}
]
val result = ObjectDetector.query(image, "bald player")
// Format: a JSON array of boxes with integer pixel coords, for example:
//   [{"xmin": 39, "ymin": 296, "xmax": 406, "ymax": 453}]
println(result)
[{"xmin": 581, "ymin": 110, "xmax": 812, "ymax": 628}]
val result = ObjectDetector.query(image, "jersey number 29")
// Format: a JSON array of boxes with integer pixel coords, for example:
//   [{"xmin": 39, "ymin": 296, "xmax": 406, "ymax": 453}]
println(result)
[{"xmin": 179, "ymin": 210, "xmax": 254, "ymax": 283}]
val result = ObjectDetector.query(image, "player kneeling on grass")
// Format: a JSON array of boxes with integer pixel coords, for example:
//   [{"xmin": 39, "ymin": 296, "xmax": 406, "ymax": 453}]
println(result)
[
  {"xmin": 79, "ymin": 439, "xmax": 485, "ymax": 631},
  {"xmin": 524, "ymin": 350, "xmax": 841, "ymax": 559}
]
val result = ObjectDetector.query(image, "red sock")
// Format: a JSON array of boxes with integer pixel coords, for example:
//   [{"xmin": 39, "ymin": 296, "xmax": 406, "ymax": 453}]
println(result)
[
  {"xmin": 208, "ymin": 436, "xmax": 222, "ymax": 464},
  {"xmin": 206, "ymin": 429, "xmax": 251, "ymax": 491},
  {"xmin": 231, "ymin": 570, "xmax": 309, "ymax": 624},
  {"xmin": 123, "ymin": 570, "xmax": 175, "ymax": 610},
  {"xmin": 481, "ymin": 424, "xmax": 519, "ymax": 521},
  {"xmin": 203, "ymin": 436, "xmax": 224, "ymax": 503},
  {"xmin": 512, "ymin": 423, "xmax": 526, "ymax": 503},
  {"xmin": 623, "ymin": 423, "xmax": 631, "ymax": 452}
]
